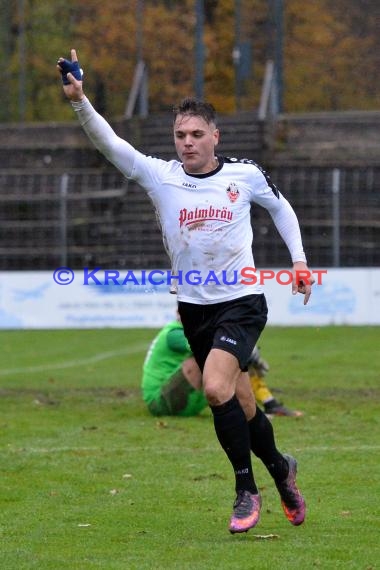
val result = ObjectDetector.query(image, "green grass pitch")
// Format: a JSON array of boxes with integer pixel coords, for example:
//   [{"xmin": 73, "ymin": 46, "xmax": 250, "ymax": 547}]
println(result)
[{"xmin": 0, "ymin": 326, "xmax": 379, "ymax": 569}]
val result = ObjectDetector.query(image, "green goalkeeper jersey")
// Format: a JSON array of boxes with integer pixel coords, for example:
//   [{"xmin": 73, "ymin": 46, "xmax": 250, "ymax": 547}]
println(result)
[{"xmin": 142, "ymin": 320, "xmax": 193, "ymax": 403}]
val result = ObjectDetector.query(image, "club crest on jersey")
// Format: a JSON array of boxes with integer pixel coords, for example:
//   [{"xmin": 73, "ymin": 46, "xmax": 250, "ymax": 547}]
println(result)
[{"xmin": 226, "ymin": 182, "xmax": 239, "ymax": 203}]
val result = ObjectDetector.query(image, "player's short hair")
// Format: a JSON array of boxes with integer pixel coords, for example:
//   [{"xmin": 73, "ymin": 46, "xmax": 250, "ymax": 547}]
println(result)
[{"xmin": 173, "ymin": 97, "xmax": 217, "ymax": 126}]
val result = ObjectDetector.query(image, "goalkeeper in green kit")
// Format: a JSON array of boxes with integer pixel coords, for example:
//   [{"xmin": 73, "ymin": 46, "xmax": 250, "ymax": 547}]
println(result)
[
  {"xmin": 142, "ymin": 314, "xmax": 303, "ymax": 418},
  {"xmin": 142, "ymin": 315, "xmax": 207, "ymax": 416}
]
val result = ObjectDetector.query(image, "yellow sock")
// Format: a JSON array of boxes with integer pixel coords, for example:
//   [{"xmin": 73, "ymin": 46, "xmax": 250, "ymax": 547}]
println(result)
[{"xmin": 250, "ymin": 373, "xmax": 274, "ymax": 405}]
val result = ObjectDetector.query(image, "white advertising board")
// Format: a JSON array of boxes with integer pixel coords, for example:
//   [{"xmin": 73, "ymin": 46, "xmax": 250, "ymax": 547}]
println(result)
[{"xmin": 0, "ymin": 268, "xmax": 379, "ymax": 329}]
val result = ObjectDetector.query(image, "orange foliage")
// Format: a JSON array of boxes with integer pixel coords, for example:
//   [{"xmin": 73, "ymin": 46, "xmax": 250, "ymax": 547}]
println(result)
[{"xmin": 2, "ymin": 0, "xmax": 379, "ymax": 121}]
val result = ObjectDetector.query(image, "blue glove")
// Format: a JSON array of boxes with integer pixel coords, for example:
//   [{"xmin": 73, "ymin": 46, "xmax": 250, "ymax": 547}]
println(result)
[{"xmin": 58, "ymin": 58, "xmax": 83, "ymax": 85}]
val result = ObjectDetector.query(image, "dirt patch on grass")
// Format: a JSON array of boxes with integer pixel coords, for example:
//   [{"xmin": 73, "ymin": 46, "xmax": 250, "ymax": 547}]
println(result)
[{"xmin": 0, "ymin": 386, "xmax": 140, "ymax": 402}]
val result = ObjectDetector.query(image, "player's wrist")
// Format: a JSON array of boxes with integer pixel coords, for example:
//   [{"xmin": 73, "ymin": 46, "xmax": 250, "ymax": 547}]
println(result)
[
  {"xmin": 71, "ymin": 96, "xmax": 88, "ymax": 110},
  {"xmin": 292, "ymin": 258, "xmax": 307, "ymax": 267}
]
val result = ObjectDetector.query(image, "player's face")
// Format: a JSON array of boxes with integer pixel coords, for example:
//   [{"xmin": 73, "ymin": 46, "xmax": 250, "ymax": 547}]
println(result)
[{"xmin": 173, "ymin": 114, "xmax": 219, "ymax": 174}]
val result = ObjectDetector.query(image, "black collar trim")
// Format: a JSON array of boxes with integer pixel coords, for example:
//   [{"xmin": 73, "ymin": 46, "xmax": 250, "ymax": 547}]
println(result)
[{"xmin": 183, "ymin": 156, "xmax": 224, "ymax": 178}]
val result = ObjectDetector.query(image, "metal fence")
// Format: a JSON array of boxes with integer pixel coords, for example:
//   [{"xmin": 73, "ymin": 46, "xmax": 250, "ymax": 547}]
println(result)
[{"xmin": 0, "ymin": 166, "xmax": 379, "ymax": 270}]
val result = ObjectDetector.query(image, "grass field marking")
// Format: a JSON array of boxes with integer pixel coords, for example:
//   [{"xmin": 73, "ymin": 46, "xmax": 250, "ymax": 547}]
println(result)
[
  {"xmin": 0, "ymin": 342, "xmax": 148, "ymax": 376},
  {"xmin": 6, "ymin": 444, "xmax": 380, "ymax": 456},
  {"xmin": 298, "ymin": 444, "xmax": 380, "ymax": 453}
]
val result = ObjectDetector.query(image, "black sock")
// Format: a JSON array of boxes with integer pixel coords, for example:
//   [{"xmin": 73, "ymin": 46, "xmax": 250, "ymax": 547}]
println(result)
[
  {"xmin": 211, "ymin": 395, "xmax": 257, "ymax": 494},
  {"xmin": 248, "ymin": 406, "xmax": 289, "ymax": 482}
]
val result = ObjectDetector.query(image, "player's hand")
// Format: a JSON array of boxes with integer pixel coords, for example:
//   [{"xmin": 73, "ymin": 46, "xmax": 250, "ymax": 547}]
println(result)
[
  {"xmin": 292, "ymin": 261, "xmax": 314, "ymax": 305},
  {"xmin": 57, "ymin": 49, "xmax": 84, "ymax": 102}
]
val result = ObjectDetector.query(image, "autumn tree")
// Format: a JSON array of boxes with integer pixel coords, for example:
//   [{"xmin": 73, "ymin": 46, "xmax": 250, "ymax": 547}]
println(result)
[
  {"xmin": 0, "ymin": 0, "xmax": 78, "ymax": 121},
  {"xmin": 0, "ymin": 0, "xmax": 379, "ymax": 122},
  {"xmin": 328, "ymin": 0, "xmax": 380, "ymax": 108},
  {"xmin": 284, "ymin": 0, "xmax": 380, "ymax": 111}
]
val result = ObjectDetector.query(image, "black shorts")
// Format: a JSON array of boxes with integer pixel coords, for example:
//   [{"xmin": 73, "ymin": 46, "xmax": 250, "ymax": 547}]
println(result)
[{"xmin": 178, "ymin": 294, "xmax": 268, "ymax": 372}]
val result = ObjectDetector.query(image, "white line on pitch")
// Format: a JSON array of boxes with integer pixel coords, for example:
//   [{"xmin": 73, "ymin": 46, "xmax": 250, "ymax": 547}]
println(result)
[
  {"xmin": 0, "ymin": 342, "xmax": 148, "ymax": 376},
  {"xmin": 3, "ymin": 444, "xmax": 380, "ymax": 455}
]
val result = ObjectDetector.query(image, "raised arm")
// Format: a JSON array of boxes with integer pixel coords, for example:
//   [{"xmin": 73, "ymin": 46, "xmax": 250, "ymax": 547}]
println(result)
[{"xmin": 57, "ymin": 49, "xmax": 136, "ymax": 177}]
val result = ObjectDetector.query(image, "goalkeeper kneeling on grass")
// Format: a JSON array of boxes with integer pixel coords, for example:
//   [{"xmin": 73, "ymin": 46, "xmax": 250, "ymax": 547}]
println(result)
[{"xmin": 142, "ymin": 315, "xmax": 303, "ymax": 418}]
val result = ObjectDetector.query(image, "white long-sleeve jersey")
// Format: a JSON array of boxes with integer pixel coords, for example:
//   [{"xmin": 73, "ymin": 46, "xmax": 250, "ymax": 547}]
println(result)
[{"xmin": 72, "ymin": 97, "xmax": 306, "ymax": 304}]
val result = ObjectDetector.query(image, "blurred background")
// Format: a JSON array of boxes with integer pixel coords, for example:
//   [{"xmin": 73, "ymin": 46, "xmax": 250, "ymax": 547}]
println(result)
[
  {"xmin": 1, "ymin": 0, "xmax": 379, "ymax": 121},
  {"xmin": 0, "ymin": 0, "xmax": 379, "ymax": 327}
]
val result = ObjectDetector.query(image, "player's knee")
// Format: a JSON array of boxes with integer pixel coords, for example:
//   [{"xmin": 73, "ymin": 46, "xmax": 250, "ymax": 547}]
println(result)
[{"xmin": 204, "ymin": 379, "xmax": 233, "ymax": 406}]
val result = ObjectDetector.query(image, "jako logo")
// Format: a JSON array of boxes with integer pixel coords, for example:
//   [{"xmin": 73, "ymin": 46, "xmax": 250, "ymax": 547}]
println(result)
[
  {"xmin": 220, "ymin": 336, "xmax": 237, "ymax": 345},
  {"xmin": 236, "ymin": 468, "xmax": 249, "ymax": 475}
]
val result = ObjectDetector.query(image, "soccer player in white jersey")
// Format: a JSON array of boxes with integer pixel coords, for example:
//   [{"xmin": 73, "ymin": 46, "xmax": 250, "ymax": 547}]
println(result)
[{"xmin": 58, "ymin": 49, "xmax": 313, "ymax": 534}]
